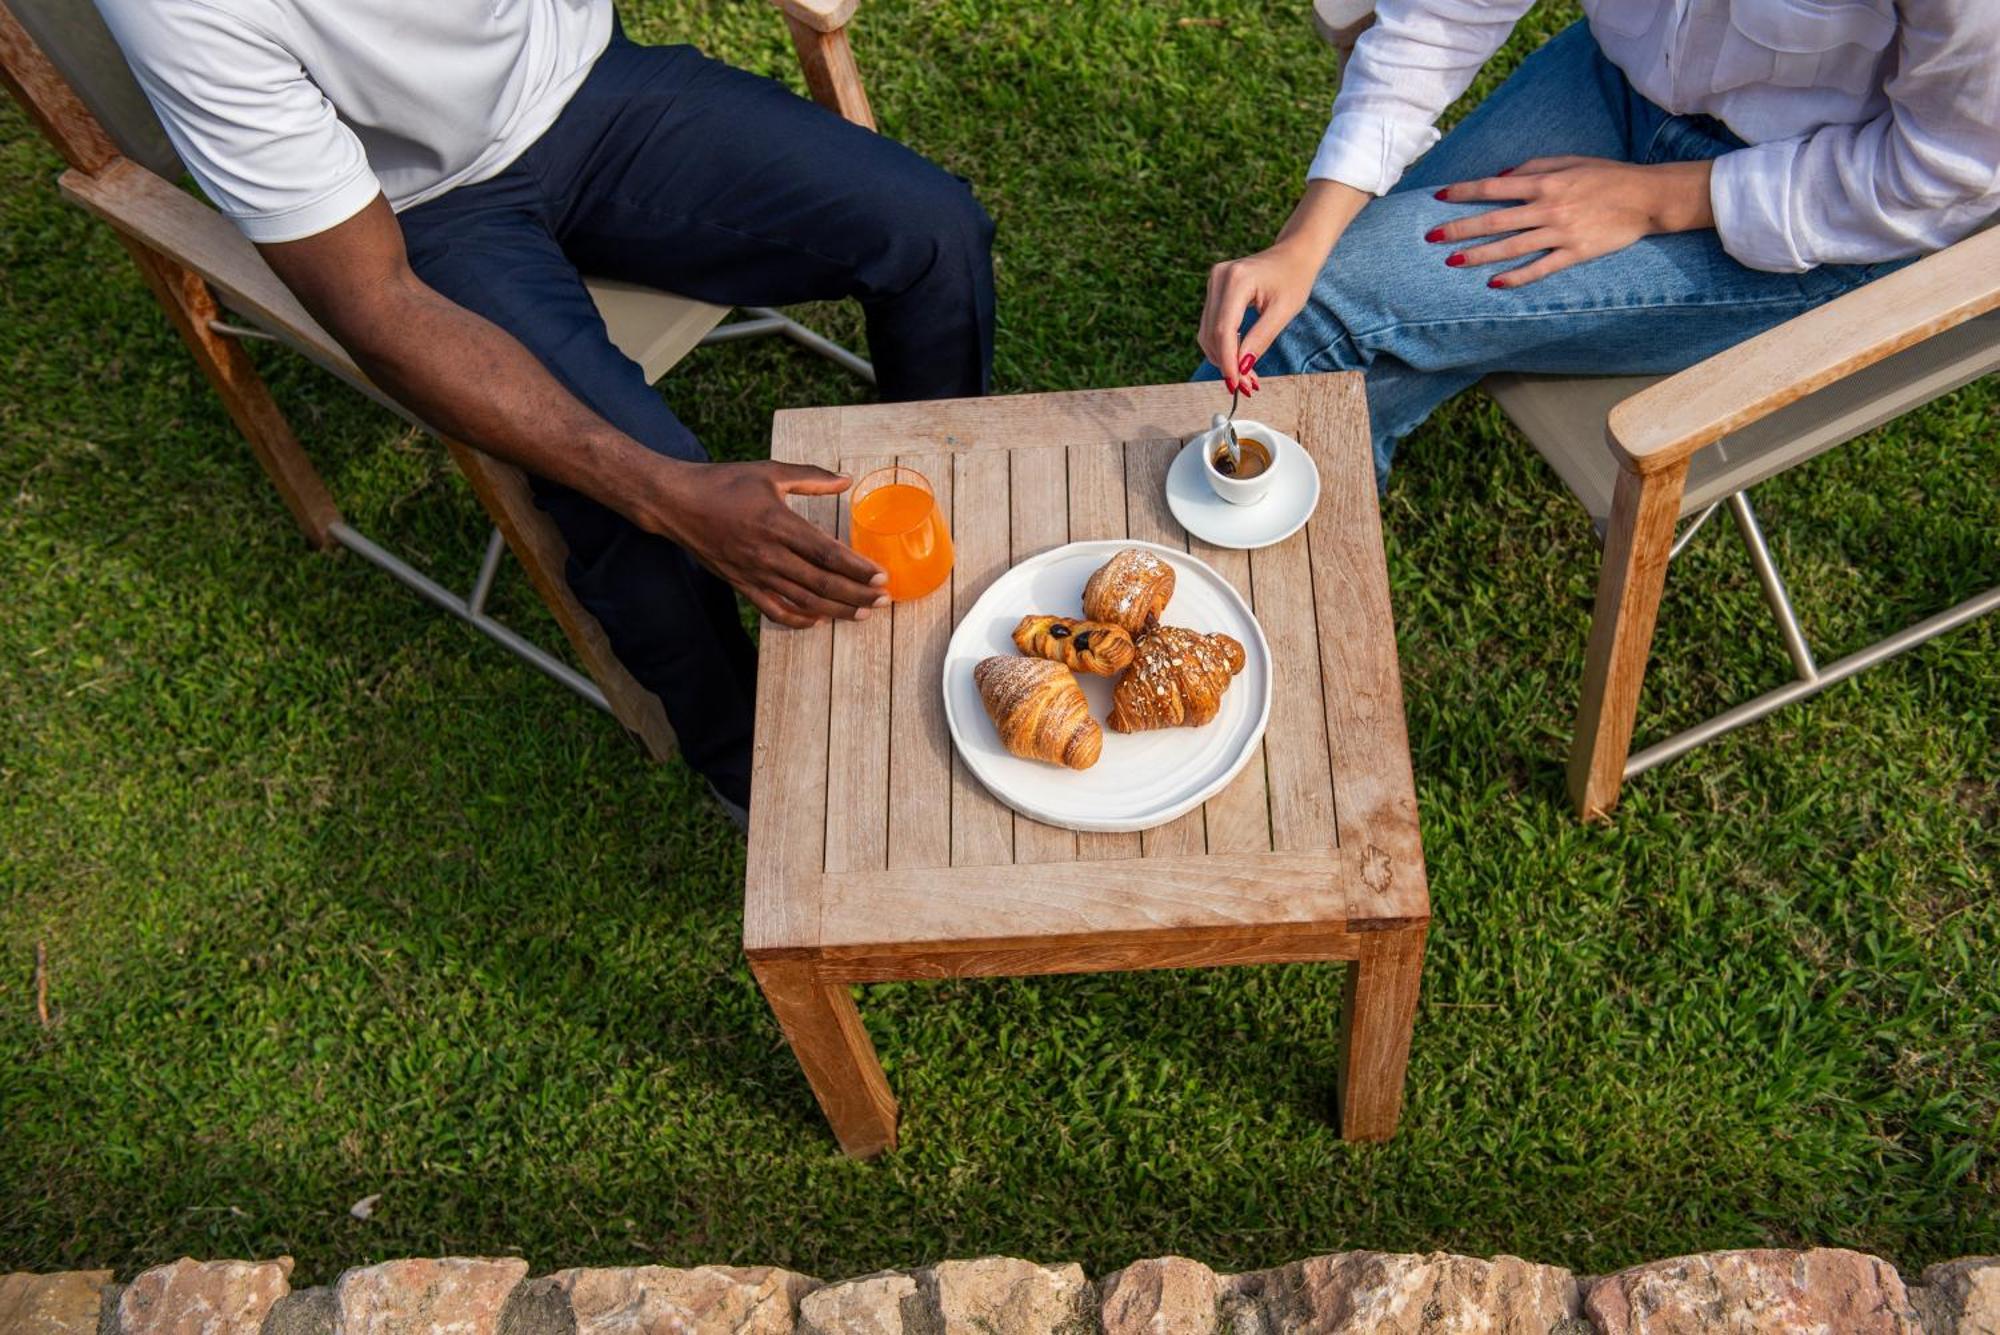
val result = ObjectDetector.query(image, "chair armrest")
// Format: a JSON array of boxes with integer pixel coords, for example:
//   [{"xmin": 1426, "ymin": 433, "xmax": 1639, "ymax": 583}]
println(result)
[
  {"xmin": 1608, "ymin": 226, "xmax": 2000, "ymax": 474},
  {"xmin": 768, "ymin": 0, "xmax": 859, "ymax": 34}
]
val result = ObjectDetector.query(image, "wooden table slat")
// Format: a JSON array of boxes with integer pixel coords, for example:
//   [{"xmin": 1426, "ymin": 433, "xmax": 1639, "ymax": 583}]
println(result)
[
  {"xmin": 1251, "ymin": 524, "xmax": 1339, "ymax": 852},
  {"xmin": 1192, "ymin": 534, "xmax": 1275, "ymax": 853},
  {"xmin": 1301, "ymin": 377, "xmax": 1429, "ymax": 919},
  {"xmin": 1008, "ymin": 443, "xmax": 1081, "ymax": 864},
  {"xmin": 949, "ymin": 448, "xmax": 1017, "ymax": 867},
  {"xmin": 886, "ymin": 453, "xmax": 957, "ymax": 872},
  {"xmin": 1066, "ymin": 441, "xmax": 1144, "ymax": 861},
  {"xmin": 1123, "ymin": 436, "xmax": 1208, "ymax": 858},
  {"xmin": 823, "ymin": 452, "xmax": 899, "ymax": 874},
  {"xmin": 785, "ymin": 381, "xmax": 1288, "ymax": 456},
  {"xmin": 818, "ymin": 849, "xmax": 1352, "ymax": 951},
  {"xmin": 745, "ymin": 416, "xmax": 842, "ymax": 950}
]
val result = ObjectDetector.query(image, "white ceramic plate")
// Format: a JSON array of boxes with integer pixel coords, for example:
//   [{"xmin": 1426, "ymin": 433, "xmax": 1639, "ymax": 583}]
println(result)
[
  {"xmin": 1165, "ymin": 430, "xmax": 1321, "ymax": 551},
  {"xmin": 942, "ymin": 539, "xmax": 1272, "ymax": 833}
]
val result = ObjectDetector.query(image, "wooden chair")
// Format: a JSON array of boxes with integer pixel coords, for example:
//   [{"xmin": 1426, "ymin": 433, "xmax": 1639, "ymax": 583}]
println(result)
[
  {"xmin": 1312, "ymin": 0, "xmax": 2000, "ymax": 818},
  {"xmin": 0, "ymin": 0, "xmax": 880, "ymax": 763}
]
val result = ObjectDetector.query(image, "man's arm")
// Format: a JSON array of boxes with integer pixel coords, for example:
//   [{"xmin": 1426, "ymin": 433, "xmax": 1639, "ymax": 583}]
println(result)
[{"xmin": 258, "ymin": 198, "xmax": 886, "ymax": 628}]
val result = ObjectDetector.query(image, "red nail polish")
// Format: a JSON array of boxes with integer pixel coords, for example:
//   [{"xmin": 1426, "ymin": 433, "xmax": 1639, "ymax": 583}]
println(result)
[
  {"xmin": 1243, "ymin": 352, "xmax": 1258, "ymax": 369},
  {"xmin": 1424, "ymin": 227, "xmax": 1446, "ymax": 243},
  {"xmin": 1445, "ymin": 253, "xmax": 1466, "ymax": 268},
  {"xmin": 1498, "ymin": 167, "xmax": 1516, "ymax": 177},
  {"xmin": 1488, "ymin": 277, "xmax": 1506, "ymax": 289},
  {"xmin": 1434, "ymin": 189, "xmax": 1450, "ymax": 201}
]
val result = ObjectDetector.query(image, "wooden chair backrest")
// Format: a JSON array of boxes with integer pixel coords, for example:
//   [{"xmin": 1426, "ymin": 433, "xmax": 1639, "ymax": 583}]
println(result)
[{"xmin": 3, "ymin": 0, "xmax": 177, "ymax": 175}]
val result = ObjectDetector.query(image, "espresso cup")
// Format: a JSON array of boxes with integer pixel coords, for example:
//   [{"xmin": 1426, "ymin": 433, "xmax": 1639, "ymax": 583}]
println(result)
[{"xmin": 1200, "ymin": 413, "xmax": 1281, "ymax": 506}]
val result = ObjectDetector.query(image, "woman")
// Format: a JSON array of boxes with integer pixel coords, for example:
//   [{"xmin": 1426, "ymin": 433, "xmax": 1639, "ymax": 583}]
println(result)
[{"xmin": 1199, "ymin": 1, "xmax": 2000, "ymax": 485}]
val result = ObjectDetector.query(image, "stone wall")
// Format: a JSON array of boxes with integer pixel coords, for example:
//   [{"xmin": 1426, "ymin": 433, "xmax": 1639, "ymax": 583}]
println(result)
[{"xmin": 3, "ymin": 1248, "xmax": 1996, "ymax": 1333}]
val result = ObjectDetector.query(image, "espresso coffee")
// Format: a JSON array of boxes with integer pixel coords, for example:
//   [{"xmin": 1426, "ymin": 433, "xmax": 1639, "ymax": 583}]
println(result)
[{"xmin": 1212, "ymin": 437, "xmax": 1271, "ymax": 479}]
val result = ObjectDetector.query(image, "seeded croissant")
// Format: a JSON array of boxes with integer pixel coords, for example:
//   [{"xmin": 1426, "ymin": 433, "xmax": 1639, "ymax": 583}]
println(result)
[
  {"xmin": 975, "ymin": 656, "xmax": 1103, "ymax": 769},
  {"xmin": 1107, "ymin": 625, "xmax": 1247, "ymax": 732},
  {"xmin": 1011, "ymin": 614, "xmax": 1135, "ymax": 677},
  {"xmin": 1081, "ymin": 548, "xmax": 1176, "ymax": 636}
]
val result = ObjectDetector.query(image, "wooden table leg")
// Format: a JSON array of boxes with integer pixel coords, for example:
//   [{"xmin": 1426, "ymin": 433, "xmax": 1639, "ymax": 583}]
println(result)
[
  {"xmin": 750, "ymin": 958, "xmax": 899, "ymax": 1157},
  {"xmin": 1337, "ymin": 925, "xmax": 1426, "ymax": 1142}
]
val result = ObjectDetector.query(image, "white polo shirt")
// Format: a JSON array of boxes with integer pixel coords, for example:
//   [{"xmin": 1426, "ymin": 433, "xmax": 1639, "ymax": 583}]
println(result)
[{"xmin": 95, "ymin": 0, "xmax": 614, "ymax": 243}]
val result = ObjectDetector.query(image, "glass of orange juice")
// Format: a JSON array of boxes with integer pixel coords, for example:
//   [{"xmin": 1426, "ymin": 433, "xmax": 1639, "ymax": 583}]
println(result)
[{"xmin": 849, "ymin": 465, "xmax": 953, "ymax": 601}]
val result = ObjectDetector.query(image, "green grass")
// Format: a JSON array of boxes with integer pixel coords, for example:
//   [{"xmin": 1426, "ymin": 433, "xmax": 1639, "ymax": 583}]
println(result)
[{"xmin": 2, "ymin": 0, "xmax": 1995, "ymax": 1287}]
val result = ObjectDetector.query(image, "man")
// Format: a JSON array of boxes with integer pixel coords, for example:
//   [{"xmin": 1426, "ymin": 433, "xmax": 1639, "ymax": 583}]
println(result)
[{"xmin": 95, "ymin": 0, "xmax": 997, "ymax": 822}]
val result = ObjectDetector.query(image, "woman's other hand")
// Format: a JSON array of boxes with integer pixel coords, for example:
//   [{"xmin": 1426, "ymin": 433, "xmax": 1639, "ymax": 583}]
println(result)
[
  {"xmin": 1199, "ymin": 180, "xmax": 1370, "ymax": 391},
  {"xmin": 1430, "ymin": 156, "xmax": 1714, "ymax": 288}
]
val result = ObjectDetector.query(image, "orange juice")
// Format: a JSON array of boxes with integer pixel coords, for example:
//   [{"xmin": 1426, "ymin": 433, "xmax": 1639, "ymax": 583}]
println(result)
[{"xmin": 851, "ymin": 473, "xmax": 953, "ymax": 601}]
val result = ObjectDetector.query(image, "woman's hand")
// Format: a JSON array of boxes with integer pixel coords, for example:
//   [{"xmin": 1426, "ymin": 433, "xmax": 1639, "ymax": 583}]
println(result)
[
  {"xmin": 1430, "ymin": 156, "xmax": 1715, "ymax": 288},
  {"xmin": 1199, "ymin": 180, "xmax": 1370, "ymax": 391},
  {"xmin": 1200, "ymin": 237, "xmax": 1322, "ymax": 394}
]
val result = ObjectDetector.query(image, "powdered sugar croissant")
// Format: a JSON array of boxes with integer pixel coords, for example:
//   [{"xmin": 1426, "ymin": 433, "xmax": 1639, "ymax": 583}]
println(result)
[
  {"xmin": 974, "ymin": 655, "xmax": 1103, "ymax": 769},
  {"xmin": 1107, "ymin": 625, "xmax": 1246, "ymax": 732},
  {"xmin": 1011, "ymin": 614, "xmax": 1135, "ymax": 676},
  {"xmin": 1080, "ymin": 548, "xmax": 1176, "ymax": 636}
]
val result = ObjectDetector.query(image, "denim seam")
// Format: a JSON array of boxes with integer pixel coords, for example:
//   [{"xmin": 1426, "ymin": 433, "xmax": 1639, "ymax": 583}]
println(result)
[{"xmin": 1339, "ymin": 291, "xmax": 1831, "ymax": 346}]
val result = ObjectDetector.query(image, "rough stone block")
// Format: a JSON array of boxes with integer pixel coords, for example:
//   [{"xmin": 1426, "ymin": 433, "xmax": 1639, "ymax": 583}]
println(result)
[
  {"xmin": 1218, "ymin": 1251, "xmax": 1580, "ymax": 1333},
  {"xmin": 1911, "ymin": 1257, "xmax": 2000, "ymax": 1335},
  {"xmin": 332, "ymin": 1256, "xmax": 528, "ymax": 1334},
  {"xmin": 0, "ymin": 1270, "xmax": 113, "ymax": 1334},
  {"xmin": 1583, "ymin": 1248, "xmax": 1921, "ymax": 1334},
  {"xmin": 797, "ymin": 1271, "xmax": 926, "ymax": 1335},
  {"xmin": 534, "ymin": 1264, "xmax": 820, "ymax": 1334},
  {"xmin": 1099, "ymin": 1257, "xmax": 1220, "ymax": 1335},
  {"xmin": 931, "ymin": 1258, "xmax": 1093, "ymax": 1334},
  {"xmin": 115, "ymin": 1258, "xmax": 293, "ymax": 1334}
]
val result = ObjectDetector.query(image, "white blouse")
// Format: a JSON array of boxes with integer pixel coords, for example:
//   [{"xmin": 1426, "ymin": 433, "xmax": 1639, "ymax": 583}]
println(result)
[{"xmin": 1311, "ymin": 0, "xmax": 2000, "ymax": 273}]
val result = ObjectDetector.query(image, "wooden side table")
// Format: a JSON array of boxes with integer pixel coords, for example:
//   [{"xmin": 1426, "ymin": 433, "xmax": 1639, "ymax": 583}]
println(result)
[{"xmin": 744, "ymin": 373, "xmax": 1429, "ymax": 1157}]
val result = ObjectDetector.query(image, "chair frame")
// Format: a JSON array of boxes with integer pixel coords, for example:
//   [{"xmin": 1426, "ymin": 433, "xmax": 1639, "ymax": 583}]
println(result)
[
  {"xmin": 1313, "ymin": 0, "xmax": 1999, "ymax": 818},
  {"xmin": 0, "ymin": 0, "xmax": 880, "ymax": 762}
]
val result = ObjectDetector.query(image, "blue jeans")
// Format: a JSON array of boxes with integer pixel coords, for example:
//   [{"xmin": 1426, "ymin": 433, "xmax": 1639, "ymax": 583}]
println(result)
[
  {"xmin": 398, "ymin": 34, "xmax": 994, "ymax": 806},
  {"xmin": 1199, "ymin": 22, "xmax": 1899, "ymax": 484}
]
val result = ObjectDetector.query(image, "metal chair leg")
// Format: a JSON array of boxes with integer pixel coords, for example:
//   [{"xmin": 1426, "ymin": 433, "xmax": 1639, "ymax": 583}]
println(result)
[
  {"xmin": 1622, "ymin": 485, "xmax": 1997, "ymax": 778},
  {"xmin": 1727, "ymin": 490, "xmax": 1818, "ymax": 682}
]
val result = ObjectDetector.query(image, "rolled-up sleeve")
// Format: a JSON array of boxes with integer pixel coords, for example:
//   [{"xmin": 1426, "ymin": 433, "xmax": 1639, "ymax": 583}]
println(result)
[
  {"xmin": 1308, "ymin": 0, "xmax": 1534, "ymax": 195},
  {"xmin": 1710, "ymin": 0, "xmax": 2000, "ymax": 272},
  {"xmin": 97, "ymin": 0, "xmax": 381, "ymax": 243}
]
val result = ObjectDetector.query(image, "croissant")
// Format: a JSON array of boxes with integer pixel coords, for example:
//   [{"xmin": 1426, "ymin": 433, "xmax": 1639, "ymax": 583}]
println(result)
[
  {"xmin": 975, "ymin": 656, "xmax": 1103, "ymax": 769},
  {"xmin": 1011, "ymin": 614, "xmax": 1135, "ymax": 677},
  {"xmin": 1081, "ymin": 548, "xmax": 1176, "ymax": 636},
  {"xmin": 1107, "ymin": 625, "xmax": 1247, "ymax": 733}
]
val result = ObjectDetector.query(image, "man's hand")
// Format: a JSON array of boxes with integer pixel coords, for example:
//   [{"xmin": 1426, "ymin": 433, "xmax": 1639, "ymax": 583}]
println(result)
[
  {"xmin": 653, "ymin": 460, "xmax": 887, "ymax": 630},
  {"xmin": 257, "ymin": 198, "xmax": 883, "ymax": 629},
  {"xmin": 1430, "ymin": 156, "xmax": 1715, "ymax": 288}
]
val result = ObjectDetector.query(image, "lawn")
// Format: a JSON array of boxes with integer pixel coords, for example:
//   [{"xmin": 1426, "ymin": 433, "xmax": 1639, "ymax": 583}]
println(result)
[{"xmin": 2, "ymin": 0, "xmax": 1996, "ymax": 1288}]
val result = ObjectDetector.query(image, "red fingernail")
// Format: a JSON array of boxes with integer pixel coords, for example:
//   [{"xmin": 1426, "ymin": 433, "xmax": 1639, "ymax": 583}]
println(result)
[
  {"xmin": 1434, "ymin": 189, "xmax": 1450, "ymax": 201},
  {"xmin": 1237, "ymin": 352, "xmax": 1256, "ymax": 374},
  {"xmin": 1424, "ymin": 227, "xmax": 1446, "ymax": 243},
  {"xmin": 1488, "ymin": 277, "xmax": 1506, "ymax": 289},
  {"xmin": 1445, "ymin": 253, "xmax": 1466, "ymax": 268},
  {"xmin": 1498, "ymin": 167, "xmax": 1516, "ymax": 177}
]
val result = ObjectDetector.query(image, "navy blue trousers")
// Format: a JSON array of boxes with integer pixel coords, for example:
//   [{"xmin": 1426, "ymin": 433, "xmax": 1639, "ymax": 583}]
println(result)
[{"xmin": 398, "ymin": 34, "xmax": 995, "ymax": 808}]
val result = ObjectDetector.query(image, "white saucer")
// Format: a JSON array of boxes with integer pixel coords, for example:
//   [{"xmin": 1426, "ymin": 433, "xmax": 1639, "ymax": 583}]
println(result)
[{"xmin": 1165, "ymin": 434, "xmax": 1321, "ymax": 550}]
